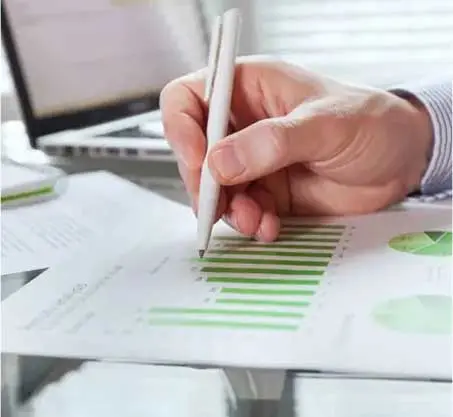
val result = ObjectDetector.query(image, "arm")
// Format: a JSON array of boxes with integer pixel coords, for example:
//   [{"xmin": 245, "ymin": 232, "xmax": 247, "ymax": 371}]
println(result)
[{"xmin": 392, "ymin": 79, "xmax": 452, "ymax": 195}]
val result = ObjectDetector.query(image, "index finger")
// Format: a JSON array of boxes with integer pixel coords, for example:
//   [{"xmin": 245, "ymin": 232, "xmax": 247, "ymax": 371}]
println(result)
[{"xmin": 160, "ymin": 70, "xmax": 208, "ymax": 170}]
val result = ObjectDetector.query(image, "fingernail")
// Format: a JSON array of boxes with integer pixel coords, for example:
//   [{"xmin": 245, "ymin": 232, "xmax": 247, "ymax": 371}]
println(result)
[{"xmin": 210, "ymin": 145, "xmax": 244, "ymax": 180}]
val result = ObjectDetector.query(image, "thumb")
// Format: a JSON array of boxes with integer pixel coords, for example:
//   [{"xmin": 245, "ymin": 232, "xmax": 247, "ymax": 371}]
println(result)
[{"xmin": 207, "ymin": 111, "xmax": 337, "ymax": 185}]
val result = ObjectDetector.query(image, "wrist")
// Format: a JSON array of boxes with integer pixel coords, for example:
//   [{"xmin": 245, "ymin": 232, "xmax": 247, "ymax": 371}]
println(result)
[{"xmin": 394, "ymin": 91, "xmax": 434, "ymax": 194}]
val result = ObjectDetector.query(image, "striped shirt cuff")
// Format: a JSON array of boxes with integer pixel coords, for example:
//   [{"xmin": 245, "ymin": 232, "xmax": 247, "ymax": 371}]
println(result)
[{"xmin": 391, "ymin": 80, "xmax": 452, "ymax": 195}]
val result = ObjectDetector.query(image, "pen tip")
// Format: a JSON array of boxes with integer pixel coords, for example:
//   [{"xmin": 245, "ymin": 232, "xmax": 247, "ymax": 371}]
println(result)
[{"xmin": 198, "ymin": 250, "xmax": 205, "ymax": 259}]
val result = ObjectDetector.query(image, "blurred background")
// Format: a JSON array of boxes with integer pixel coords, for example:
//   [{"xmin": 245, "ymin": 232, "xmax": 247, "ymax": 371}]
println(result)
[
  {"xmin": 3, "ymin": 0, "xmax": 453, "ymax": 121},
  {"xmin": 2, "ymin": 0, "xmax": 452, "ymax": 196}
]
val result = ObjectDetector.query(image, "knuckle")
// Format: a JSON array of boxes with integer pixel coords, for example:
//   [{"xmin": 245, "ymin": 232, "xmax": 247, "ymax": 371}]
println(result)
[
  {"xmin": 264, "ymin": 120, "xmax": 291, "ymax": 165},
  {"xmin": 159, "ymin": 79, "xmax": 178, "ymax": 109}
]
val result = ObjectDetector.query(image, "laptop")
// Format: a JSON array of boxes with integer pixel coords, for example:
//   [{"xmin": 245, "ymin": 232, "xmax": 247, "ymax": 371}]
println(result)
[{"xmin": 1, "ymin": 0, "xmax": 208, "ymax": 162}]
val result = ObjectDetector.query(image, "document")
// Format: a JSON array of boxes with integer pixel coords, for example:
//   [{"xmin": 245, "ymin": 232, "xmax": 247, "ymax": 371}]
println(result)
[
  {"xmin": 2, "ymin": 200, "xmax": 451, "ymax": 379},
  {"xmin": 1, "ymin": 171, "xmax": 174, "ymax": 275}
]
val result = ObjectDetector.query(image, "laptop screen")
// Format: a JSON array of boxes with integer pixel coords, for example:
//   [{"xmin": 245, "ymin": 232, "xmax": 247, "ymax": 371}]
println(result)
[{"xmin": 2, "ymin": 0, "xmax": 207, "ymax": 146}]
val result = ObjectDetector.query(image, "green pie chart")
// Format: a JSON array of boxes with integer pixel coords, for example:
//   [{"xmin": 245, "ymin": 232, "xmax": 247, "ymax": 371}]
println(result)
[
  {"xmin": 373, "ymin": 295, "xmax": 452, "ymax": 334},
  {"xmin": 389, "ymin": 231, "xmax": 452, "ymax": 256}
]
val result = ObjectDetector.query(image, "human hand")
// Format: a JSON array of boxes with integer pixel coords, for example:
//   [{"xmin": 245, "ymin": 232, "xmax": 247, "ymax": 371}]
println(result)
[{"xmin": 160, "ymin": 59, "xmax": 433, "ymax": 241}]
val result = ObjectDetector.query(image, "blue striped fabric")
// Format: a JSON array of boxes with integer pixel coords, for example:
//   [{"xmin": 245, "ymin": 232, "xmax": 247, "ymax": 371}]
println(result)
[{"xmin": 393, "ymin": 79, "xmax": 452, "ymax": 196}]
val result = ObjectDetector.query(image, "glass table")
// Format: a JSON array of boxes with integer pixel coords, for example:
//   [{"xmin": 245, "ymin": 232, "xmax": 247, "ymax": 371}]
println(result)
[{"xmin": 2, "ymin": 270, "xmax": 451, "ymax": 417}]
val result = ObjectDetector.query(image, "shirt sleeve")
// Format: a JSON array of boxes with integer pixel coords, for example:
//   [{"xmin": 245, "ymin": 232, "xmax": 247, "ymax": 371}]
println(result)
[{"xmin": 391, "ymin": 79, "xmax": 452, "ymax": 195}]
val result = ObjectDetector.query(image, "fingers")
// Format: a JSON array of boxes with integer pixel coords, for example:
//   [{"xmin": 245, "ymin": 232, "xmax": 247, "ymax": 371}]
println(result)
[
  {"xmin": 179, "ymin": 158, "xmax": 229, "ymax": 222},
  {"xmin": 207, "ymin": 100, "xmax": 350, "ymax": 186},
  {"xmin": 223, "ymin": 185, "xmax": 280, "ymax": 242},
  {"xmin": 247, "ymin": 185, "xmax": 280, "ymax": 242},
  {"xmin": 160, "ymin": 71, "xmax": 207, "ymax": 170},
  {"xmin": 223, "ymin": 193, "xmax": 261, "ymax": 238},
  {"xmin": 206, "ymin": 117, "xmax": 297, "ymax": 185}
]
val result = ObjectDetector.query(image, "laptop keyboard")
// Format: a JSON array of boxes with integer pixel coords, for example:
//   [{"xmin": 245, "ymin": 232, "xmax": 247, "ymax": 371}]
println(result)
[{"xmin": 96, "ymin": 126, "xmax": 163, "ymax": 139}]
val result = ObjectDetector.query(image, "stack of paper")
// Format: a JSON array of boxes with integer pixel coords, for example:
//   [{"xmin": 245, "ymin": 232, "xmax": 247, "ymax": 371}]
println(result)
[
  {"xmin": 1, "ymin": 171, "xmax": 175, "ymax": 275},
  {"xmin": 1, "ymin": 160, "xmax": 63, "ymax": 207},
  {"xmin": 2, "ymin": 188, "xmax": 451, "ymax": 380}
]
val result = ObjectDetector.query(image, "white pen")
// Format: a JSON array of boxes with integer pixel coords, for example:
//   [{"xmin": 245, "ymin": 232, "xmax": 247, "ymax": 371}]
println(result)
[{"xmin": 197, "ymin": 8, "xmax": 241, "ymax": 258}]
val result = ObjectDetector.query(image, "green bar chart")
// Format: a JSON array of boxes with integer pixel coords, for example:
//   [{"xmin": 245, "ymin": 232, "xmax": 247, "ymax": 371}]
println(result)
[{"xmin": 147, "ymin": 223, "xmax": 346, "ymax": 331}]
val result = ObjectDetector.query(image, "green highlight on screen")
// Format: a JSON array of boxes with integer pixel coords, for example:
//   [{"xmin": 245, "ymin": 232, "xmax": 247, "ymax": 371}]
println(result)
[
  {"xmin": 201, "ymin": 266, "xmax": 323, "ymax": 276},
  {"xmin": 207, "ymin": 277, "xmax": 320, "ymax": 286}
]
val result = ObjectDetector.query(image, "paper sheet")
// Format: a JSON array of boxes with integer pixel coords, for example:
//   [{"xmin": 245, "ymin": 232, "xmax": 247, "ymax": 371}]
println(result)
[
  {"xmin": 1, "ymin": 163, "xmax": 49, "ymax": 192},
  {"xmin": 25, "ymin": 362, "xmax": 229, "ymax": 417},
  {"xmin": 2, "ymin": 201, "xmax": 452, "ymax": 379},
  {"xmin": 295, "ymin": 377, "xmax": 452, "ymax": 417},
  {"xmin": 1, "ymin": 171, "xmax": 174, "ymax": 275}
]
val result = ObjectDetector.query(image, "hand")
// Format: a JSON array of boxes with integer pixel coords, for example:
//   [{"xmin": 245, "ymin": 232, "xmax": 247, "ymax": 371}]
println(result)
[{"xmin": 160, "ymin": 59, "xmax": 433, "ymax": 241}]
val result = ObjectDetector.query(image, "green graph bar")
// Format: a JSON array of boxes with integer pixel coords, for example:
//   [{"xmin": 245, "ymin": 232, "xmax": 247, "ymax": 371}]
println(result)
[
  {"xmin": 148, "ymin": 319, "xmax": 298, "ymax": 331},
  {"xmin": 279, "ymin": 230, "xmax": 342, "ymax": 237},
  {"xmin": 277, "ymin": 237, "xmax": 339, "ymax": 242},
  {"xmin": 280, "ymin": 224, "xmax": 345, "ymax": 230},
  {"xmin": 218, "ymin": 243, "xmax": 336, "ymax": 250},
  {"xmin": 221, "ymin": 288, "xmax": 315, "ymax": 296},
  {"xmin": 201, "ymin": 266, "xmax": 323, "ymax": 275},
  {"xmin": 208, "ymin": 250, "xmax": 332, "ymax": 258},
  {"xmin": 207, "ymin": 277, "xmax": 320, "ymax": 286},
  {"xmin": 215, "ymin": 236, "xmax": 339, "ymax": 243},
  {"xmin": 149, "ymin": 307, "xmax": 303, "ymax": 319},
  {"xmin": 199, "ymin": 257, "xmax": 328, "ymax": 267},
  {"xmin": 217, "ymin": 298, "xmax": 310, "ymax": 307}
]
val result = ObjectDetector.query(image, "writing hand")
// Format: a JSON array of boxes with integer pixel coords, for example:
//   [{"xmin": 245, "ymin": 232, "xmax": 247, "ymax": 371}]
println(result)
[{"xmin": 160, "ymin": 59, "xmax": 432, "ymax": 241}]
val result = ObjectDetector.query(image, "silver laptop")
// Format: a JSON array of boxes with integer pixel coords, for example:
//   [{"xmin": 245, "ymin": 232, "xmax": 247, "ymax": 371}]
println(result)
[{"xmin": 1, "ymin": 0, "xmax": 208, "ymax": 162}]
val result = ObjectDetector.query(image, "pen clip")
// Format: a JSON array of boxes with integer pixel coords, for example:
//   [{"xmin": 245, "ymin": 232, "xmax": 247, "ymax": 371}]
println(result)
[{"xmin": 204, "ymin": 15, "xmax": 222, "ymax": 103}]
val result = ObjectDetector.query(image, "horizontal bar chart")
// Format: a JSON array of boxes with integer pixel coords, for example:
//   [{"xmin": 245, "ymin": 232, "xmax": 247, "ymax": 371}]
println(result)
[{"xmin": 146, "ymin": 222, "xmax": 346, "ymax": 332}]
